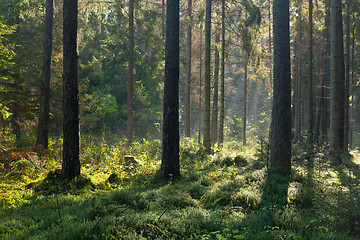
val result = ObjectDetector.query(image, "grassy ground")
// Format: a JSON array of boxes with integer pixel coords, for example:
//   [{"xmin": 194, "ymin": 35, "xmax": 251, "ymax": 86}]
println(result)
[{"xmin": 0, "ymin": 136, "xmax": 360, "ymax": 239}]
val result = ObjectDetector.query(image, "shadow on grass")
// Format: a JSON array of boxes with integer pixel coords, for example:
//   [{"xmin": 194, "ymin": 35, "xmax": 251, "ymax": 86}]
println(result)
[{"xmin": 335, "ymin": 153, "xmax": 360, "ymax": 236}]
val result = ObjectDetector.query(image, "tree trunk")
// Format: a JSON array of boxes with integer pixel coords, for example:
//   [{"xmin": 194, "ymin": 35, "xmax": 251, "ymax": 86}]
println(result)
[
  {"xmin": 320, "ymin": 2, "xmax": 330, "ymax": 144},
  {"xmin": 198, "ymin": 24, "xmax": 203, "ymax": 144},
  {"xmin": 314, "ymin": 5, "xmax": 330, "ymax": 145},
  {"xmin": 37, "ymin": 0, "xmax": 54, "ymax": 149},
  {"xmin": 295, "ymin": 0, "xmax": 302, "ymax": 142},
  {"xmin": 350, "ymin": 23, "xmax": 355, "ymax": 149},
  {"xmin": 218, "ymin": 0, "xmax": 225, "ymax": 147},
  {"xmin": 268, "ymin": 0, "xmax": 273, "ymax": 98},
  {"xmin": 160, "ymin": 0, "xmax": 180, "ymax": 180},
  {"xmin": 211, "ymin": 10, "xmax": 220, "ymax": 144},
  {"xmin": 62, "ymin": 0, "xmax": 80, "ymax": 180},
  {"xmin": 185, "ymin": 0, "xmax": 192, "ymax": 138},
  {"xmin": 270, "ymin": 0, "xmax": 291, "ymax": 174},
  {"xmin": 127, "ymin": 0, "xmax": 134, "ymax": 143},
  {"xmin": 204, "ymin": 0, "xmax": 212, "ymax": 153},
  {"xmin": 243, "ymin": 53, "xmax": 248, "ymax": 146},
  {"xmin": 307, "ymin": 0, "xmax": 313, "ymax": 151},
  {"xmin": 329, "ymin": 0, "xmax": 345, "ymax": 164},
  {"xmin": 343, "ymin": 0, "xmax": 350, "ymax": 153}
]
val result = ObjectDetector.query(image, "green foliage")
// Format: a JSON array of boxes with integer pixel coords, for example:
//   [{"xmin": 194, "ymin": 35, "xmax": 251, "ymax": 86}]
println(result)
[{"xmin": 0, "ymin": 137, "xmax": 360, "ymax": 239}]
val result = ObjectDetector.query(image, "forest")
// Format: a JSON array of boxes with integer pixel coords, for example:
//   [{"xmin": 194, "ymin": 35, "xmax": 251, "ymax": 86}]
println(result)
[{"xmin": 0, "ymin": 0, "xmax": 360, "ymax": 239}]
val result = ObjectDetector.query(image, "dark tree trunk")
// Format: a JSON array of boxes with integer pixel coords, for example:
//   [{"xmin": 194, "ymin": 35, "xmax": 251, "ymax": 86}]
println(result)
[
  {"xmin": 62, "ymin": 0, "xmax": 80, "ymax": 180},
  {"xmin": 198, "ymin": 24, "xmax": 203, "ymax": 144},
  {"xmin": 320, "ymin": 2, "xmax": 330, "ymax": 144},
  {"xmin": 218, "ymin": 0, "xmax": 225, "ymax": 147},
  {"xmin": 185, "ymin": 0, "xmax": 192, "ymax": 138},
  {"xmin": 329, "ymin": 0, "xmax": 345, "ymax": 164},
  {"xmin": 307, "ymin": 0, "xmax": 313, "ymax": 151},
  {"xmin": 344, "ymin": 0, "xmax": 350, "ymax": 153},
  {"xmin": 270, "ymin": 0, "xmax": 291, "ymax": 174},
  {"xmin": 211, "ymin": 14, "xmax": 220, "ymax": 144},
  {"xmin": 160, "ymin": 0, "xmax": 180, "ymax": 180},
  {"xmin": 204, "ymin": 0, "xmax": 212, "ymax": 153},
  {"xmin": 295, "ymin": 0, "xmax": 302, "ymax": 142},
  {"xmin": 350, "ymin": 23, "xmax": 355, "ymax": 149},
  {"xmin": 127, "ymin": 0, "xmax": 134, "ymax": 143},
  {"xmin": 314, "ymin": 5, "xmax": 330, "ymax": 145},
  {"xmin": 37, "ymin": 0, "xmax": 54, "ymax": 149}
]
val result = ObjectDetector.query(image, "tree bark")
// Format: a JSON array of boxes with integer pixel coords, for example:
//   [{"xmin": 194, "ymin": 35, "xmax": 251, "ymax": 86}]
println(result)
[
  {"xmin": 211, "ymin": 9, "xmax": 220, "ymax": 144},
  {"xmin": 37, "ymin": 0, "xmax": 54, "ymax": 149},
  {"xmin": 329, "ymin": 0, "xmax": 345, "ymax": 164},
  {"xmin": 268, "ymin": 0, "xmax": 273, "ymax": 98},
  {"xmin": 314, "ymin": 3, "xmax": 330, "ymax": 145},
  {"xmin": 306, "ymin": 0, "xmax": 313, "ymax": 151},
  {"xmin": 295, "ymin": 0, "xmax": 302, "ymax": 142},
  {"xmin": 160, "ymin": 0, "xmax": 180, "ymax": 180},
  {"xmin": 350, "ymin": 23, "xmax": 355, "ymax": 149},
  {"xmin": 218, "ymin": 0, "xmax": 225, "ymax": 147},
  {"xmin": 185, "ymin": 0, "xmax": 192, "ymax": 138},
  {"xmin": 62, "ymin": 0, "xmax": 80, "ymax": 180},
  {"xmin": 198, "ymin": 24, "xmax": 203, "ymax": 144},
  {"xmin": 344, "ymin": 0, "xmax": 350, "ymax": 153},
  {"xmin": 243, "ymin": 52, "xmax": 248, "ymax": 146},
  {"xmin": 270, "ymin": 0, "xmax": 291, "ymax": 174},
  {"xmin": 204, "ymin": 0, "xmax": 212, "ymax": 153},
  {"xmin": 127, "ymin": 0, "xmax": 134, "ymax": 143}
]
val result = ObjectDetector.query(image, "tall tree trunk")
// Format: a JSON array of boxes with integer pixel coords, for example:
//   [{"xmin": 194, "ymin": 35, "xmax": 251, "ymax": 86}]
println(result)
[
  {"xmin": 185, "ymin": 0, "xmax": 192, "ymax": 138},
  {"xmin": 160, "ymin": 0, "xmax": 180, "ymax": 180},
  {"xmin": 218, "ymin": 0, "xmax": 225, "ymax": 147},
  {"xmin": 270, "ymin": 0, "xmax": 291, "ymax": 174},
  {"xmin": 204, "ymin": 0, "xmax": 212, "ymax": 153},
  {"xmin": 243, "ymin": 53, "xmax": 248, "ymax": 146},
  {"xmin": 268, "ymin": 0, "xmax": 273, "ymax": 98},
  {"xmin": 62, "ymin": 0, "xmax": 80, "ymax": 180},
  {"xmin": 350, "ymin": 23, "xmax": 355, "ymax": 149},
  {"xmin": 198, "ymin": 24, "xmax": 203, "ymax": 144},
  {"xmin": 320, "ymin": 2, "xmax": 330, "ymax": 144},
  {"xmin": 329, "ymin": 0, "xmax": 345, "ymax": 164},
  {"xmin": 314, "ymin": 3, "xmax": 330, "ymax": 145},
  {"xmin": 295, "ymin": 0, "xmax": 302, "ymax": 142},
  {"xmin": 127, "ymin": 0, "xmax": 134, "ymax": 143},
  {"xmin": 343, "ymin": 0, "xmax": 350, "ymax": 153},
  {"xmin": 37, "ymin": 0, "xmax": 54, "ymax": 149},
  {"xmin": 307, "ymin": 0, "xmax": 313, "ymax": 151},
  {"xmin": 211, "ymin": 9, "xmax": 220, "ymax": 144}
]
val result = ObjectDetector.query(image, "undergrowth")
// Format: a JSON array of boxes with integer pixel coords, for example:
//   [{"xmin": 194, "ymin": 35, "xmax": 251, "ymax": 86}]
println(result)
[{"xmin": 0, "ymin": 136, "xmax": 359, "ymax": 239}]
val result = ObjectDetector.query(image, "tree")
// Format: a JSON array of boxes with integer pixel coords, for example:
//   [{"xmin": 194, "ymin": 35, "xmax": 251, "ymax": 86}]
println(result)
[
  {"xmin": 211, "ymin": 3, "xmax": 220, "ymax": 144},
  {"xmin": 198, "ymin": 23, "xmax": 203, "ymax": 144},
  {"xmin": 295, "ymin": 0, "xmax": 302, "ymax": 142},
  {"xmin": 344, "ymin": 0, "xmax": 351, "ymax": 153},
  {"xmin": 306, "ymin": 0, "xmax": 313, "ymax": 151},
  {"xmin": 185, "ymin": 0, "xmax": 192, "ymax": 138},
  {"xmin": 127, "ymin": 0, "xmax": 134, "ymax": 143},
  {"xmin": 270, "ymin": 0, "xmax": 291, "ymax": 174},
  {"xmin": 218, "ymin": 0, "xmax": 225, "ymax": 147},
  {"xmin": 329, "ymin": 0, "xmax": 345, "ymax": 164},
  {"xmin": 62, "ymin": 0, "xmax": 80, "ymax": 180},
  {"xmin": 314, "ymin": 1, "xmax": 330, "ymax": 145},
  {"xmin": 160, "ymin": 0, "xmax": 180, "ymax": 180},
  {"xmin": 37, "ymin": 0, "xmax": 54, "ymax": 149},
  {"xmin": 204, "ymin": 0, "xmax": 212, "ymax": 153}
]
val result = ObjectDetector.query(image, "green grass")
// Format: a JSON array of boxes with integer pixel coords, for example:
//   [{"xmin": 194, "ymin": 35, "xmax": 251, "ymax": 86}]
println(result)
[{"xmin": 0, "ymin": 137, "xmax": 360, "ymax": 239}]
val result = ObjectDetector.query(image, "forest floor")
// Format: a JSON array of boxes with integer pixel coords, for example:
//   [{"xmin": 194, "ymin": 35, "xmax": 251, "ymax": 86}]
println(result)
[{"xmin": 0, "ymin": 136, "xmax": 360, "ymax": 239}]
